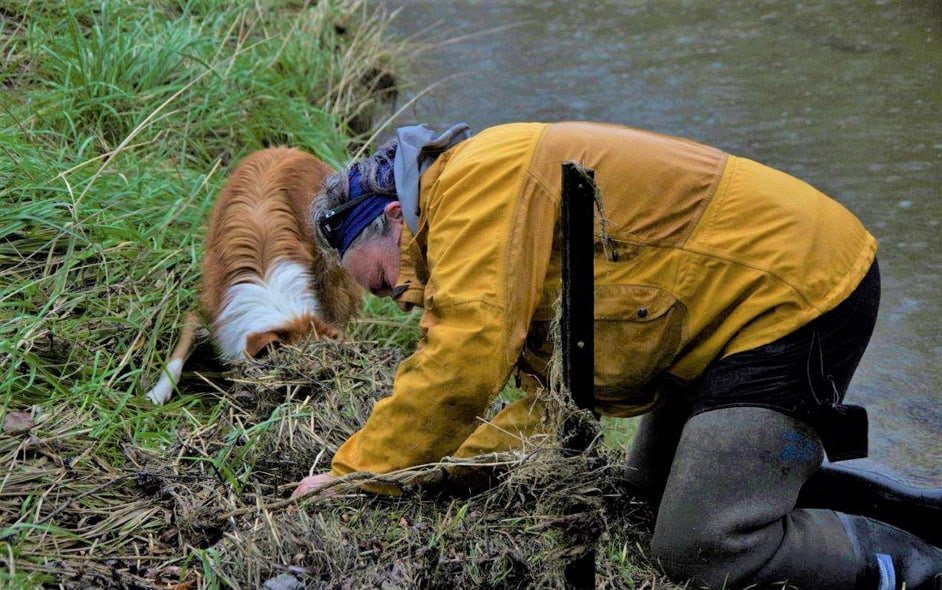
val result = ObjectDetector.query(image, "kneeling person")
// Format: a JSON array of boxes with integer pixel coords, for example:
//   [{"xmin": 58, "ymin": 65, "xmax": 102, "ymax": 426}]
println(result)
[{"xmin": 303, "ymin": 121, "xmax": 941, "ymax": 590}]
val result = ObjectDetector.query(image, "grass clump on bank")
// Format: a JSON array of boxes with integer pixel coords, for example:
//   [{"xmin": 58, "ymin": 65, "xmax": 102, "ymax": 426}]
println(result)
[
  {"xmin": 0, "ymin": 0, "xmax": 401, "ymax": 585},
  {"xmin": 1, "ymin": 0, "xmax": 399, "ymax": 413},
  {"xmin": 0, "ymin": 1, "xmax": 674, "ymax": 588}
]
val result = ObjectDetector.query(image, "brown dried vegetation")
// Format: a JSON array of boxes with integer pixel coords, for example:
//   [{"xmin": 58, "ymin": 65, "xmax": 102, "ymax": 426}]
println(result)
[{"xmin": 1, "ymin": 340, "xmax": 679, "ymax": 589}]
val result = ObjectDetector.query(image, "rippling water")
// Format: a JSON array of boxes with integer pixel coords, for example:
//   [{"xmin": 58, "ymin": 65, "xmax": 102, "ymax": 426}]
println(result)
[{"xmin": 382, "ymin": 0, "xmax": 942, "ymax": 485}]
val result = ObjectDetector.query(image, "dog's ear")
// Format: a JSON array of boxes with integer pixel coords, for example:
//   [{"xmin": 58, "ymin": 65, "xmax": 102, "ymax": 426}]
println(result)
[
  {"xmin": 310, "ymin": 316, "xmax": 341, "ymax": 340},
  {"xmin": 245, "ymin": 331, "xmax": 282, "ymax": 358}
]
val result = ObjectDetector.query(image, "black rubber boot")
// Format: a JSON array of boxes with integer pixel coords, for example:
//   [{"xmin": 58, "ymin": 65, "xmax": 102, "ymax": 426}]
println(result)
[
  {"xmin": 839, "ymin": 514, "xmax": 942, "ymax": 590},
  {"xmin": 800, "ymin": 463, "xmax": 942, "ymax": 546}
]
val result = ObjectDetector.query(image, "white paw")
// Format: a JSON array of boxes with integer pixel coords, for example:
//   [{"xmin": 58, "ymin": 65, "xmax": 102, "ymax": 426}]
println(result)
[
  {"xmin": 146, "ymin": 383, "xmax": 172, "ymax": 405},
  {"xmin": 146, "ymin": 359, "xmax": 183, "ymax": 405}
]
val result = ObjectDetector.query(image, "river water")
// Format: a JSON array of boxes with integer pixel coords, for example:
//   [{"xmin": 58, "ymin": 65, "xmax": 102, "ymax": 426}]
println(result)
[{"xmin": 381, "ymin": 0, "xmax": 942, "ymax": 486}]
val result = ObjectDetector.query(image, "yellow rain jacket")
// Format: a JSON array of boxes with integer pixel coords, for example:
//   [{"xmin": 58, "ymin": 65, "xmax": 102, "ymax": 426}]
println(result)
[{"xmin": 331, "ymin": 122, "xmax": 877, "ymax": 484}]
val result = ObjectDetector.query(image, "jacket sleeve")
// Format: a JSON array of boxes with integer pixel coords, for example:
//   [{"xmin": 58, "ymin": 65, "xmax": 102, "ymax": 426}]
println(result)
[
  {"xmin": 331, "ymin": 156, "xmax": 559, "ymax": 489},
  {"xmin": 451, "ymin": 388, "xmax": 553, "ymax": 459}
]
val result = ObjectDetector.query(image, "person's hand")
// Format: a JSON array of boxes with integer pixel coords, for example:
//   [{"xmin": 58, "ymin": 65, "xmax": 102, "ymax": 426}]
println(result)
[{"xmin": 291, "ymin": 472, "xmax": 335, "ymax": 499}]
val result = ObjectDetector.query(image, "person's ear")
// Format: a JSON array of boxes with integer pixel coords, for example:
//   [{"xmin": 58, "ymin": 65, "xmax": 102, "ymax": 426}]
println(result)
[{"xmin": 384, "ymin": 200, "xmax": 402, "ymax": 221}]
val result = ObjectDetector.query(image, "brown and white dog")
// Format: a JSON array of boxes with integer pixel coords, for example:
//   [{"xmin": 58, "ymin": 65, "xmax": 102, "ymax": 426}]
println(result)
[{"xmin": 146, "ymin": 147, "xmax": 362, "ymax": 404}]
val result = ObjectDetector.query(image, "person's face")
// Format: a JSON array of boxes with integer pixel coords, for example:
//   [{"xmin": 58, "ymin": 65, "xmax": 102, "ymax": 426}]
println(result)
[{"xmin": 341, "ymin": 202, "xmax": 403, "ymax": 298}]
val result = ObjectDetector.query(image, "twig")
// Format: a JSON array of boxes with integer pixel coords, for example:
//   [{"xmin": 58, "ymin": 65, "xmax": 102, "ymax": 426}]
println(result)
[{"xmin": 33, "ymin": 474, "xmax": 134, "ymax": 526}]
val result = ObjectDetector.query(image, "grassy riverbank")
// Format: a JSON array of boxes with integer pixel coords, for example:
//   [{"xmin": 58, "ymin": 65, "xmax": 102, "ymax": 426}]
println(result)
[
  {"xmin": 0, "ymin": 0, "xmax": 400, "ymax": 408},
  {"xmin": 0, "ymin": 1, "xmax": 678, "ymax": 588}
]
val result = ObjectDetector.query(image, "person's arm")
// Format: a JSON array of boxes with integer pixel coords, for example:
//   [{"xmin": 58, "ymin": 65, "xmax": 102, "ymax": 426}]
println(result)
[
  {"xmin": 451, "ymin": 387, "xmax": 553, "ymax": 459},
  {"xmin": 331, "ymin": 158, "xmax": 558, "ymax": 492}
]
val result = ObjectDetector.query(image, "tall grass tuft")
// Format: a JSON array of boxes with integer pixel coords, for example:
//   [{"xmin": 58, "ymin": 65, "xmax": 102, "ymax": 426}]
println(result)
[{"xmin": 0, "ymin": 1, "xmax": 413, "ymax": 585}]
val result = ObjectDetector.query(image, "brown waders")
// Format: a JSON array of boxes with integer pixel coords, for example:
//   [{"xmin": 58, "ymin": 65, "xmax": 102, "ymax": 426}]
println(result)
[
  {"xmin": 643, "ymin": 406, "xmax": 942, "ymax": 589},
  {"xmin": 625, "ymin": 260, "xmax": 942, "ymax": 589}
]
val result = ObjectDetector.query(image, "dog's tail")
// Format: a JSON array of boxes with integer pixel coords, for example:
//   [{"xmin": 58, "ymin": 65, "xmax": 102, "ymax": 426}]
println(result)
[{"xmin": 145, "ymin": 312, "xmax": 199, "ymax": 405}]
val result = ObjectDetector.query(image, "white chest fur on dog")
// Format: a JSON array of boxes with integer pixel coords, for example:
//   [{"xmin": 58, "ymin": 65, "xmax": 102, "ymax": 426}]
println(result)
[{"xmin": 214, "ymin": 260, "xmax": 321, "ymax": 360}]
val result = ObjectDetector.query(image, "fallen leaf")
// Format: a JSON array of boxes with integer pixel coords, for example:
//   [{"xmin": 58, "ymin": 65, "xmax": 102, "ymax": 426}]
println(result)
[{"xmin": 3, "ymin": 411, "xmax": 35, "ymax": 435}]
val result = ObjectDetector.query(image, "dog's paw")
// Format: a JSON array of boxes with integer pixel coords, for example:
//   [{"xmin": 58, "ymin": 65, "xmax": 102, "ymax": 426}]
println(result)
[
  {"xmin": 146, "ymin": 388, "xmax": 169, "ymax": 405},
  {"xmin": 145, "ymin": 381, "xmax": 173, "ymax": 405},
  {"xmin": 145, "ymin": 359, "xmax": 183, "ymax": 405}
]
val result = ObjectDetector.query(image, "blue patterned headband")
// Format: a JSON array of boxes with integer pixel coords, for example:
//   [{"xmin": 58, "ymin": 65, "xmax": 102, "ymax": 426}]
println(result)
[{"xmin": 318, "ymin": 158, "xmax": 396, "ymax": 257}]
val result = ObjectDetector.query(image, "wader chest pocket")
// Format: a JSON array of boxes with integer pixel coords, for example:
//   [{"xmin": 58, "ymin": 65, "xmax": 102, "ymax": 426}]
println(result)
[{"xmin": 593, "ymin": 284, "xmax": 685, "ymax": 409}]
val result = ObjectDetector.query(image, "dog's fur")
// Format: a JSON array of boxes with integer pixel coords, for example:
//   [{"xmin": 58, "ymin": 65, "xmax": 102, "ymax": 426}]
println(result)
[{"xmin": 146, "ymin": 147, "xmax": 362, "ymax": 404}]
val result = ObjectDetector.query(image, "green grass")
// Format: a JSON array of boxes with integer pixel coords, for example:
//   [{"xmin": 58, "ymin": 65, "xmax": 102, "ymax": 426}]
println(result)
[{"xmin": 0, "ymin": 0, "xmax": 402, "ymax": 421}]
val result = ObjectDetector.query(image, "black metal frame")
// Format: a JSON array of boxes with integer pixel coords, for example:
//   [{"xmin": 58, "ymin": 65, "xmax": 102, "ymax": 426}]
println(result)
[{"xmin": 560, "ymin": 162, "xmax": 597, "ymax": 589}]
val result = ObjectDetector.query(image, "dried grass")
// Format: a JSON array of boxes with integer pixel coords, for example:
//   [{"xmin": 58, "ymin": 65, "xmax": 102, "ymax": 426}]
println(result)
[{"xmin": 1, "ymin": 340, "xmax": 679, "ymax": 589}]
